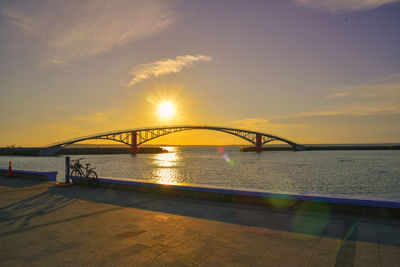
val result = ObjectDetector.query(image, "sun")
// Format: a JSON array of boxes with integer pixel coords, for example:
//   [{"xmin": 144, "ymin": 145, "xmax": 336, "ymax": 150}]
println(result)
[{"xmin": 157, "ymin": 101, "xmax": 176, "ymax": 119}]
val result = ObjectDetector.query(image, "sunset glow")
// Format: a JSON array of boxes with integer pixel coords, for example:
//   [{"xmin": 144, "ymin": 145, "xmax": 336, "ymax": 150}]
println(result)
[
  {"xmin": 0, "ymin": 0, "xmax": 399, "ymax": 146},
  {"xmin": 0, "ymin": 2, "xmax": 399, "ymax": 265}
]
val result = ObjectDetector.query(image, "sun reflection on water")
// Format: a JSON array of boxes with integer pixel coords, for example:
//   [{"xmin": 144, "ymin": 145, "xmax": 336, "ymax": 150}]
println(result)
[{"xmin": 152, "ymin": 147, "xmax": 180, "ymax": 185}]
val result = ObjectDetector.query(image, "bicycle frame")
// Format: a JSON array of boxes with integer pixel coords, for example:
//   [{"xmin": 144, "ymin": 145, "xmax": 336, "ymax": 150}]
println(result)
[{"xmin": 70, "ymin": 158, "xmax": 98, "ymax": 185}]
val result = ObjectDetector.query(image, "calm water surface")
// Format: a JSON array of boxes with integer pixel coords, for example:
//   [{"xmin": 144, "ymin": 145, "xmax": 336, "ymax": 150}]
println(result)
[{"xmin": 1, "ymin": 147, "xmax": 399, "ymax": 198}]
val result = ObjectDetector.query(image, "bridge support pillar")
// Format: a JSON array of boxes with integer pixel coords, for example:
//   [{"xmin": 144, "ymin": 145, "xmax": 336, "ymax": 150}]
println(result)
[
  {"xmin": 256, "ymin": 134, "xmax": 262, "ymax": 152},
  {"xmin": 131, "ymin": 131, "xmax": 138, "ymax": 155}
]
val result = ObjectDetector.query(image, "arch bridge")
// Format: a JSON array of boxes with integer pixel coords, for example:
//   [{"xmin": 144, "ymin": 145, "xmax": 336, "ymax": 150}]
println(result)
[{"xmin": 39, "ymin": 125, "xmax": 304, "ymax": 156}]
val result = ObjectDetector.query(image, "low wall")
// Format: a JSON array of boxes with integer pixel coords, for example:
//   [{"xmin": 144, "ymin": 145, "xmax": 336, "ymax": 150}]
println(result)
[
  {"xmin": 2, "ymin": 171, "xmax": 399, "ymax": 219},
  {"xmin": 0, "ymin": 169, "xmax": 57, "ymax": 181},
  {"xmin": 96, "ymin": 177, "xmax": 400, "ymax": 219}
]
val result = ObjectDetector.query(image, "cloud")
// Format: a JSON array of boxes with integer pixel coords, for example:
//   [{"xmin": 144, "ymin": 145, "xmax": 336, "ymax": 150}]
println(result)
[
  {"xmin": 325, "ymin": 91, "xmax": 352, "ymax": 99},
  {"xmin": 371, "ymin": 72, "xmax": 400, "ymax": 83},
  {"xmin": 229, "ymin": 118, "xmax": 307, "ymax": 130},
  {"xmin": 230, "ymin": 118, "xmax": 271, "ymax": 128},
  {"xmin": 0, "ymin": 6, "xmax": 39, "ymax": 34},
  {"xmin": 325, "ymin": 72, "xmax": 400, "ymax": 100},
  {"xmin": 291, "ymin": 105, "xmax": 400, "ymax": 118},
  {"xmin": 294, "ymin": 0, "xmax": 400, "ymax": 12},
  {"xmin": 1, "ymin": 0, "xmax": 181, "ymax": 66},
  {"xmin": 320, "ymin": 72, "xmax": 400, "ymax": 115},
  {"xmin": 127, "ymin": 55, "xmax": 212, "ymax": 86},
  {"xmin": 71, "ymin": 112, "xmax": 114, "ymax": 122},
  {"xmin": 285, "ymin": 72, "xmax": 400, "ymax": 119}
]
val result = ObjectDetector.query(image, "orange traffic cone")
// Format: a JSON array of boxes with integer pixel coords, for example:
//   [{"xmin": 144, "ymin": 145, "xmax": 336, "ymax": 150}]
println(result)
[{"xmin": 6, "ymin": 161, "xmax": 13, "ymax": 178}]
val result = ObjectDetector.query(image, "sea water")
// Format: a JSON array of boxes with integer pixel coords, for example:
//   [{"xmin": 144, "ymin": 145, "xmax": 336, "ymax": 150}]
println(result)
[{"xmin": 1, "ymin": 147, "xmax": 399, "ymax": 198}]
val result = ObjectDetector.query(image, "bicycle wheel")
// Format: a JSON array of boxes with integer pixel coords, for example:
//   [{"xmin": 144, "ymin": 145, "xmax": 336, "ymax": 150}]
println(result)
[
  {"xmin": 87, "ymin": 170, "xmax": 98, "ymax": 185},
  {"xmin": 70, "ymin": 169, "xmax": 82, "ymax": 184}
]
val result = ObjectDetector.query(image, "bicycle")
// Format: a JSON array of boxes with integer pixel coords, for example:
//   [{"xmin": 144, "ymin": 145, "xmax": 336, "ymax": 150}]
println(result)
[{"xmin": 70, "ymin": 158, "xmax": 98, "ymax": 185}]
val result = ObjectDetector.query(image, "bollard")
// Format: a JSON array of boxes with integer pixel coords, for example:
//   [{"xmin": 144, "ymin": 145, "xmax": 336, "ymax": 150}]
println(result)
[
  {"xmin": 65, "ymin": 156, "xmax": 70, "ymax": 183},
  {"xmin": 6, "ymin": 161, "xmax": 13, "ymax": 178}
]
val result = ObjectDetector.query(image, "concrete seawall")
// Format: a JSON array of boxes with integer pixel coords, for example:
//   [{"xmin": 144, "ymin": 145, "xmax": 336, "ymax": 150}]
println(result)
[
  {"xmin": 2, "ymin": 171, "xmax": 399, "ymax": 219},
  {"xmin": 0, "ymin": 169, "xmax": 57, "ymax": 180},
  {"xmin": 94, "ymin": 177, "xmax": 400, "ymax": 219}
]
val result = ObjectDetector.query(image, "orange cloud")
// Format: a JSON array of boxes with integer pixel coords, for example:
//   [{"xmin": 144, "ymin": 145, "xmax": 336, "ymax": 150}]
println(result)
[
  {"xmin": 294, "ymin": 0, "xmax": 400, "ymax": 12},
  {"xmin": 127, "ymin": 55, "xmax": 212, "ymax": 86},
  {"xmin": 325, "ymin": 91, "xmax": 352, "ymax": 100},
  {"xmin": 228, "ymin": 118, "xmax": 307, "ymax": 130},
  {"xmin": 1, "ymin": 0, "xmax": 182, "ymax": 66}
]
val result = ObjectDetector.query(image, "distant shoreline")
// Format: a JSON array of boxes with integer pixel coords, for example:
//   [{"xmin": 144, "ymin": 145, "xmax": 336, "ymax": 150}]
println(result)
[
  {"xmin": 0, "ymin": 147, "xmax": 168, "ymax": 156},
  {"xmin": 241, "ymin": 144, "xmax": 400, "ymax": 152},
  {"xmin": 1, "ymin": 144, "xmax": 399, "ymax": 156}
]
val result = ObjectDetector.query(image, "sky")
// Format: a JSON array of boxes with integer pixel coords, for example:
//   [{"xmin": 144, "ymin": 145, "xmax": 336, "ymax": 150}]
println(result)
[{"xmin": 0, "ymin": 0, "xmax": 400, "ymax": 146}]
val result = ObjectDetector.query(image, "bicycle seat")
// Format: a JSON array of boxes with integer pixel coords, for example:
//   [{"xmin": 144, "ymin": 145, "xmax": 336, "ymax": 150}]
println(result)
[{"xmin": 85, "ymin": 163, "xmax": 91, "ymax": 167}]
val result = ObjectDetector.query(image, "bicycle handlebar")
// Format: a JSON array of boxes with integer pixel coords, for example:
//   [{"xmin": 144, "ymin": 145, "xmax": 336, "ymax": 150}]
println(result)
[{"xmin": 71, "ymin": 158, "xmax": 85, "ymax": 162}]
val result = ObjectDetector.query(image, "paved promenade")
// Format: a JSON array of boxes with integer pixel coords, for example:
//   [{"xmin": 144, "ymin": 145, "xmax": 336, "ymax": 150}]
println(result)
[{"xmin": 0, "ymin": 177, "xmax": 399, "ymax": 266}]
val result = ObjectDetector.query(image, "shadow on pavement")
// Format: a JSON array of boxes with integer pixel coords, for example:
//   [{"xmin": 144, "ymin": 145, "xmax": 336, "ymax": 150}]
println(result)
[
  {"xmin": 0, "ymin": 176, "xmax": 47, "ymax": 188},
  {"xmin": 1, "ymin": 178, "xmax": 399, "ymax": 249},
  {"xmin": 46, "ymin": 183, "xmax": 400, "ymax": 247},
  {"xmin": 0, "ymin": 191, "xmax": 76, "ymax": 233}
]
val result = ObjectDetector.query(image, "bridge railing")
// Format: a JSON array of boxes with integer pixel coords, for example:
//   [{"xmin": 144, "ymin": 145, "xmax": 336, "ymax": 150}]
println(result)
[
  {"xmin": 40, "ymin": 128, "xmax": 134, "ymax": 148},
  {"xmin": 41, "ymin": 125, "xmax": 212, "ymax": 148}
]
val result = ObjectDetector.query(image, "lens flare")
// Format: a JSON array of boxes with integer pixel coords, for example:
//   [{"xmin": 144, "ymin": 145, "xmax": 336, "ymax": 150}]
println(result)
[
  {"xmin": 218, "ymin": 147, "xmax": 234, "ymax": 165},
  {"xmin": 336, "ymin": 222, "xmax": 358, "ymax": 252}
]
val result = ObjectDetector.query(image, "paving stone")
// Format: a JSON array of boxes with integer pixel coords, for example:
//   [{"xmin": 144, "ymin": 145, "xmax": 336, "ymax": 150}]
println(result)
[
  {"xmin": 307, "ymin": 249, "xmax": 338, "ymax": 267},
  {"xmin": 0, "ymin": 179, "xmax": 399, "ymax": 266}
]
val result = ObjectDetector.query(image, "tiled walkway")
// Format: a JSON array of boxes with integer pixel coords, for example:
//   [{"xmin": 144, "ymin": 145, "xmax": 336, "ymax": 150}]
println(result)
[{"xmin": 0, "ymin": 178, "xmax": 399, "ymax": 266}]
